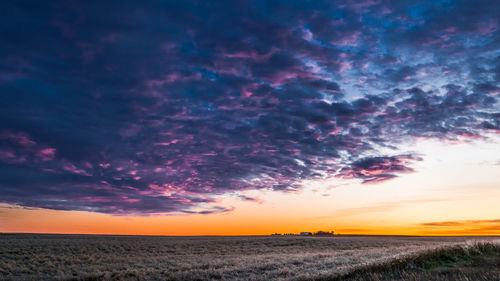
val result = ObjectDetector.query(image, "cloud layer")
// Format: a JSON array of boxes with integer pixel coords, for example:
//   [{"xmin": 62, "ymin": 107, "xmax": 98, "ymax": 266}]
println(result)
[
  {"xmin": 0, "ymin": 0, "xmax": 499, "ymax": 214},
  {"xmin": 420, "ymin": 219, "xmax": 500, "ymax": 234}
]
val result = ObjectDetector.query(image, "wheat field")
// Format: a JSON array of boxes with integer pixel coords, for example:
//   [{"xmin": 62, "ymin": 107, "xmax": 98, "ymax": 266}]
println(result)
[{"xmin": 1, "ymin": 234, "xmax": 499, "ymax": 281}]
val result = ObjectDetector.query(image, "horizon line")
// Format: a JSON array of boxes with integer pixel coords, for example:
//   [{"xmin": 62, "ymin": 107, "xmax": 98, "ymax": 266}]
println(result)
[{"xmin": 2, "ymin": 232, "xmax": 500, "ymax": 238}]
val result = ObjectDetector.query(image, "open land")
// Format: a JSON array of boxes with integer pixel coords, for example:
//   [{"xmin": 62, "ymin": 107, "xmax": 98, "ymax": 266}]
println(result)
[{"xmin": 1, "ymin": 234, "xmax": 499, "ymax": 281}]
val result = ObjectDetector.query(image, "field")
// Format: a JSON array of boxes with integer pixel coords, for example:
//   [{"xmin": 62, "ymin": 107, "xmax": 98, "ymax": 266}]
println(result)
[{"xmin": 0, "ymin": 234, "xmax": 499, "ymax": 281}]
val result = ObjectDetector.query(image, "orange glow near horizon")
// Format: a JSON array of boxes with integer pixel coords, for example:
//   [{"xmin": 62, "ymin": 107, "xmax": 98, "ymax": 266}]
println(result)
[
  {"xmin": 1, "ymin": 139, "xmax": 500, "ymax": 236},
  {"xmin": 1, "ymin": 202, "xmax": 500, "ymax": 236}
]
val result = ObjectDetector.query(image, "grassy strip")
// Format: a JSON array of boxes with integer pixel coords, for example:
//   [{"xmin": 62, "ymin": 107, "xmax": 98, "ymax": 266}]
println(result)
[{"xmin": 321, "ymin": 242, "xmax": 500, "ymax": 281}]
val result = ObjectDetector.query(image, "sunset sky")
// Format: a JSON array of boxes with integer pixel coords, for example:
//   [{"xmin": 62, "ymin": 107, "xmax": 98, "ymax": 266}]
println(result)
[{"xmin": 1, "ymin": 0, "xmax": 499, "ymax": 235}]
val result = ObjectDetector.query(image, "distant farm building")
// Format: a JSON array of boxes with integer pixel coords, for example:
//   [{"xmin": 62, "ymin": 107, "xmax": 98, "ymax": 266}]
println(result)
[{"xmin": 300, "ymin": 232, "xmax": 312, "ymax": 236}]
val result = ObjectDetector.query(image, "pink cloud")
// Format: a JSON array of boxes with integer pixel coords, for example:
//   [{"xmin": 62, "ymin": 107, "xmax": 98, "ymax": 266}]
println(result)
[
  {"xmin": 37, "ymin": 148, "xmax": 56, "ymax": 161},
  {"xmin": 0, "ymin": 150, "xmax": 26, "ymax": 163},
  {"xmin": 63, "ymin": 163, "xmax": 92, "ymax": 176},
  {"xmin": 0, "ymin": 131, "xmax": 36, "ymax": 146},
  {"xmin": 331, "ymin": 31, "xmax": 360, "ymax": 47},
  {"xmin": 223, "ymin": 49, "xmax": 276, "ymax": 62}
]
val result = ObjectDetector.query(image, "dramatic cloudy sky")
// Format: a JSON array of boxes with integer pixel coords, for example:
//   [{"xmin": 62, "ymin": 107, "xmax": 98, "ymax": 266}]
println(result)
[{"xmin": 1, "ymin": 0, "xmax": 499, "ymax": 234}]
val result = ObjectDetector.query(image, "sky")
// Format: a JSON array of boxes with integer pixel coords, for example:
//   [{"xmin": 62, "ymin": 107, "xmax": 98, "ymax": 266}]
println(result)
[{"xmin": 0, "ymin": 0, "xmax": 499, "ymax": 235}]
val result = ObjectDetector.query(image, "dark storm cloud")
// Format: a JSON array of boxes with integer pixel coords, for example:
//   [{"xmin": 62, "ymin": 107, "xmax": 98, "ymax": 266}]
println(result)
[{"xmin": 0, "ymin": 0, "xmax": 499, "ymax": 214}]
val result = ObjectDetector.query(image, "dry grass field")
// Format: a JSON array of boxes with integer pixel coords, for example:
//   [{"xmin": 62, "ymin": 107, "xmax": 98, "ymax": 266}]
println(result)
[{"xmin": 0, "ymin": 234, "xmax": 499, "ymax": 281}]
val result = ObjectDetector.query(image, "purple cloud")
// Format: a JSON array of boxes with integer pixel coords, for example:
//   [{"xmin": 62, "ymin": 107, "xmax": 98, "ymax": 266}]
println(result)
[
  {"xmin": 338, "ymin": 155, "xmax": 422, "ymax": 184},
  {"xmin": 0, "ymin": 0, "xmax": 499, "ymax": 215}
]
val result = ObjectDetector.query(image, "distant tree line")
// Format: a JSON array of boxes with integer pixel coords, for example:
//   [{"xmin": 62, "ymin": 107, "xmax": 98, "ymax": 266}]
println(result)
[
  {"xmin": 271, "ymin": 230, "xmax": 335, "ymax": 236},
  {"xmin": 312, "ymin": 230, "xmax": 334, "ymax": 236}
]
